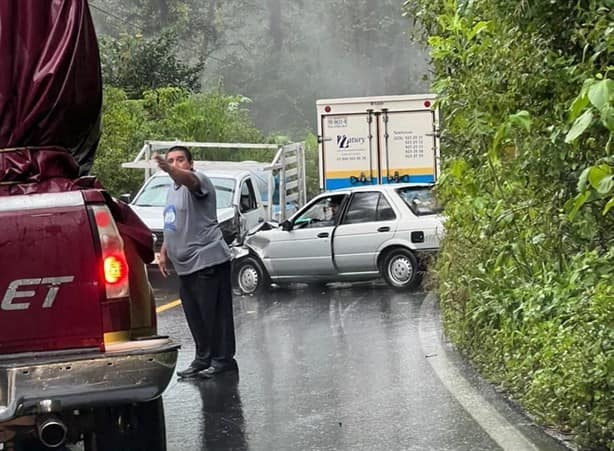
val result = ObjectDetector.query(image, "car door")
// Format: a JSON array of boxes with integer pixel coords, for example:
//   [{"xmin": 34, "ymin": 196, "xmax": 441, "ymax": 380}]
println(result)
[
  {"xmin": 265, "ymin": 194, "xmax": 347, "ymax": 276},
  {"xmin": 238, "ymin": 178, "xmax": 263, "ymax": 231},
  {"xmin": 332, "ymin": 191, "xmax": 398, "ymax": 273}
]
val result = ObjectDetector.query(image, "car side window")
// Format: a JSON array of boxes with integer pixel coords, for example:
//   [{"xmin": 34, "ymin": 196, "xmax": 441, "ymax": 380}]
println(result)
[
  {"xmin": 341, "ymin": 192, "xmax": 395, "ymax": 224},
  {"xmin": 294, "ymin": 195, "xmax": 345, "ymax": 228},
  {"xmin": 396, "ymin": 187, "xmax": 442, "ymax": 215},
  {"xmin": 377, "ymin": 194, "xmax": 396, "ymax": 221},
  {"xmin": 342, "ymin": 192, "xmax": 378, "ymax": 224},
  {"xmin": 239, "ymin": 179, "xmax": 258, "ymax": 213}
]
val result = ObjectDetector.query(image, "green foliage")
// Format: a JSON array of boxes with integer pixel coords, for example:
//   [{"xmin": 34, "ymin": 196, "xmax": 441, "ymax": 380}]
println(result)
[
  {"xmin": 565, "ymin": 76, "xmax": 614, "ymax": 219},
  {"xmin": 303, "ymin": 133, "xmax": 321, "ymax": 199},
  {"xmin": 92, "ymin": 87, "xmax": 151, "ymax": 196},
  {"xmin": 140, "ymin": 87, "xmax": 263, "ymax": 146},
  {"xmin": 92, "ymin": 86, "xmax": 265, "ymax": 196},
  {"xmin": 404, "ymin": 0, "xmax": 613, "ymax": 448},
  {"xmin": 99, "ymin": 30, "xmax": 203, "ymax": 98}
]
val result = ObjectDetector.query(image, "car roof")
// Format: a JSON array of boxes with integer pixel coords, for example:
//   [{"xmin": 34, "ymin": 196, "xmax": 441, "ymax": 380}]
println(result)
[{"xmin": 320, "ymin": 183, "xmax": 434, "ymax": 196}]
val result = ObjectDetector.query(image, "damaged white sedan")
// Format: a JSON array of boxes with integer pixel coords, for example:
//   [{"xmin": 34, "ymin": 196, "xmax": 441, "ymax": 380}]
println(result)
[{"xmin": 233, "ymin": 183, "xmax": 444, "ymax": 294}]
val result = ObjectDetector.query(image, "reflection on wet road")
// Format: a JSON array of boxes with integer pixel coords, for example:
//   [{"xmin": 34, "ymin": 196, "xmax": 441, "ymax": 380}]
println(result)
[{"xmin": 153, "ymin": 274, "xmax": 567, "ymax": 451}]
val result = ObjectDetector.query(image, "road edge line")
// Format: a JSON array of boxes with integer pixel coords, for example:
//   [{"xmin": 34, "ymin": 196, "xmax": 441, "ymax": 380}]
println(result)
[{"xmin": 418, "ymin": 292, "xmax": 539, "ymax": 451}]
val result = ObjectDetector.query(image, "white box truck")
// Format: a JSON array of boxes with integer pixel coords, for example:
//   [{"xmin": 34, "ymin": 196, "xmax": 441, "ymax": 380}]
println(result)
[{"xmin": 316, "ymin": 94, "xmax": 440, "ymax": 191}]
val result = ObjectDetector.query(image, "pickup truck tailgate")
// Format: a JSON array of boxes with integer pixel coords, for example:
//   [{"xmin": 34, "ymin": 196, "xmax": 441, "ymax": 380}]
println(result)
[{"xmin": 0, "ymin": 192, "xmax": 103, "ymax": 354}]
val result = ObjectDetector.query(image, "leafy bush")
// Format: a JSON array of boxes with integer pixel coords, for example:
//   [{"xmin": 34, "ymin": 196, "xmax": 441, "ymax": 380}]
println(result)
[
  {"xmin": 403, "ymin": 0, "xmax": 613, "ymax": 448},
  {"xmin": 92, "ymin": 86, "xmax": 264, "ymax": 196},
  {"xmin": 92, "ymin": 87, "xmax": 152, "ymax": 196}
]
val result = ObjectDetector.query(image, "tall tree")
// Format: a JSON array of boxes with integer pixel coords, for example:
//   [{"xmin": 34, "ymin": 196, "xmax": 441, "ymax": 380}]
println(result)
[{"xmin": 99, "ymin": 30, "xmax": 203, "ymax": 97}]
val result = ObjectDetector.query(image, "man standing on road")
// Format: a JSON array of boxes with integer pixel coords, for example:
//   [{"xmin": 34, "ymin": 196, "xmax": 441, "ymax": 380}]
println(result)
[{"xmin": 154, "ymin": 146, "xmax": 238, "ymax": 378}]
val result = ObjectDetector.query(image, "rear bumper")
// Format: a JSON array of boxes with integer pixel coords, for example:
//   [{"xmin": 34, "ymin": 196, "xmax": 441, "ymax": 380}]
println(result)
[{"xmin": 0, "ymin": 338, "xmax": 179, "ymax": 422}]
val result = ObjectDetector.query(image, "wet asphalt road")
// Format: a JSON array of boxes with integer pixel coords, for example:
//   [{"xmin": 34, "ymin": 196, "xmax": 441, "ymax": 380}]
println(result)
[{"xmin": 150, "ymin": 270, "xmax": 569, "ymax": 451}]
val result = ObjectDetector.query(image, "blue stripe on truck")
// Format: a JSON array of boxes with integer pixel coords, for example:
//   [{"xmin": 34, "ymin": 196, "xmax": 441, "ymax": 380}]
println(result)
[
  {"xmin": 325, "ymin": 174, "xmax": 435, "ymax": 190},
  {"xmin": 380, "ymin": 175, "xmax": 435, "ymax": 184}
]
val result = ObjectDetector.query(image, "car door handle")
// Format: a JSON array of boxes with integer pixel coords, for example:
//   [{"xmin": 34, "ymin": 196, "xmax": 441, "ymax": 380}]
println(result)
[
  {"xmin": 317, "ymin": 232, "xmax": 329, "ymax": 238},
  {"xmin": 377, "ymin": 226, "xmax": 390, "ymax": 232}
]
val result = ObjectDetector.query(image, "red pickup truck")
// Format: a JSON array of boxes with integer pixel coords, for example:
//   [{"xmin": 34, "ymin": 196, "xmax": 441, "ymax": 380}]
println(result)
[{"xmin": 0, "ymin": 2, "xmax": 178, "ymax": 450}]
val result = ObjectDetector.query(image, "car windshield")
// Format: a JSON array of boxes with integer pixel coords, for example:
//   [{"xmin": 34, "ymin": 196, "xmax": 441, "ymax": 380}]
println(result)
[
  {"xmin": 396, "ymin": 186, "xmax": 442, "ymax": 215},
  {"xmin": 213, "ymin": 177, "xmax": 235, "ymax": 208},
  {"xmin": 133, "ymin": 175, "xmax": 235, "ymax": 209}
]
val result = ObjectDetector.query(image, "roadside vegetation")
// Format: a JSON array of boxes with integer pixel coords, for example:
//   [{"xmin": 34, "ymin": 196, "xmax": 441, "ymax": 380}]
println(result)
[
  {"xmin": 92, "ymin": 85, "xmax": 265, "ymax": 196},
  {"xmin": 402, "ymin": 1, "xmax": 613, "ymax": 449}
]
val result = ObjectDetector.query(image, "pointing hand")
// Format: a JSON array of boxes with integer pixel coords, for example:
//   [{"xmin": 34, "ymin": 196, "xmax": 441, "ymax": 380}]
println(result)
[{"xmin": 152, "ymin": 152, "xmax": 171, "ymax": 173}]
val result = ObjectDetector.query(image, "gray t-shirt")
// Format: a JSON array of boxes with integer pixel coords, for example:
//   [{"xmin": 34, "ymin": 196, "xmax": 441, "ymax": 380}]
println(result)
[{"xmin": 162, "ymin": 170, "xmax": 231, "ymax": 275}]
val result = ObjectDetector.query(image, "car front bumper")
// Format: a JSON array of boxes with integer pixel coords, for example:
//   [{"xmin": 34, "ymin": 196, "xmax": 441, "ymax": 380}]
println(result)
[{"xmin": 0, "ymin": 338, "xmax": 179, "ymax": 422}]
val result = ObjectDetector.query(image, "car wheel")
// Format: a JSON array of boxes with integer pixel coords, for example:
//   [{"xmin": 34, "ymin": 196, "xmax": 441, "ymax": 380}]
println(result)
[
  {"xmin": 382, "ymin": 248, "xmax": 420, "ymax": 289},
  {"xmin": 235, "ymin": 256, "xmax": 267, "ymax": 295},
  {"xmin": 83, "ymin": 398, "xmax": 166, "ymax": 451}
]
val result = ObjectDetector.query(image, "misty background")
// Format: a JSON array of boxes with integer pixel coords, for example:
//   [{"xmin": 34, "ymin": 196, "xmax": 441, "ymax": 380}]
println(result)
[{"xmin": 90, "ymin": 0, "xmax": 430, "ymax": 137}]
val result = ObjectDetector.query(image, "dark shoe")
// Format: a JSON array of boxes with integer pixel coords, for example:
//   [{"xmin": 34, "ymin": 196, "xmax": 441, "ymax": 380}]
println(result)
[
  {"xmin": 177, "ymin": 363, "xmax": 210, "ymax": 378},
  {"xmin": 198, "ymin": 362, "xmax": 238, "ymax": 378}
]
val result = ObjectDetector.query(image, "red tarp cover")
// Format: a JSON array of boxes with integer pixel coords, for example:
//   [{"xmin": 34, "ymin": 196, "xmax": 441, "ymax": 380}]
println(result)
[
  {"xmin": 0, "ymin": 0, "xmax": 101, "ymax": 177},
  {"xmin": 0, "ymin": 1, "xmax": 153, "ymax": 262}
]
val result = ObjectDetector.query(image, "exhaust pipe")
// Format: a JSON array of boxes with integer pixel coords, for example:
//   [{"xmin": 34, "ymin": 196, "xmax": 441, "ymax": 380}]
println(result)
[{"xmin": 37, "ymin": 415, "xmax": 68, "ymax": 448}]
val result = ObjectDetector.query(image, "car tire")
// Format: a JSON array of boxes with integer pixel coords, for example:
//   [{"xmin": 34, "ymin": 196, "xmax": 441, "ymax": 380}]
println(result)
[
  {"xmin": 382, "ymin": 248, "xmax": 420, "ymax": 290},
  {"xmin": 83, "ymin": 398, "xmax": 166, "ymax": 451},
  {"xmin": 234, "ymin": 256, "xmax": 268, "ymax": 295}
]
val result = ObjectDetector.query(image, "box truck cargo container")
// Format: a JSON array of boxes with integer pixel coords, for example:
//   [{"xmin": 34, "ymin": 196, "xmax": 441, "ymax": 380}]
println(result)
[{"xmin": 316, "ymin": 94, "xmax": 440, "ymax": 191}]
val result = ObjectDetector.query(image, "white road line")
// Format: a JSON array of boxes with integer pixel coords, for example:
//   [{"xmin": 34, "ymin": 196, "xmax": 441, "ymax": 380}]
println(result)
[{"xmin": 418, "ymin": 292, "xmax": 539, "ymax": 451}]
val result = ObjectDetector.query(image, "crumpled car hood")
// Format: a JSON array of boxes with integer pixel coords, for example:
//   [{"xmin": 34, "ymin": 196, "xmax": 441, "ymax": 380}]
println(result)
[{"xmin": 243, "ymin": 222, "xmax": 281, "ymax": 252}]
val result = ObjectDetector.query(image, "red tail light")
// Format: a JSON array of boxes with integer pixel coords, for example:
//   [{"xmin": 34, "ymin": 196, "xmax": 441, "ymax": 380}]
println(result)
[
  {"xmin": 95, "ymin": 210, "xmax": 111, "ymax": 228},
  {"xmin": 89, "ymin": 204, "xmax": 132, "ymax": 345},
  {"xmin": 104, "ymin": 255, "xmax": 128, "ymax": 284},
  {"xmin": 90, "ymin": 205, "xmax": 130, "ymax": 299}
]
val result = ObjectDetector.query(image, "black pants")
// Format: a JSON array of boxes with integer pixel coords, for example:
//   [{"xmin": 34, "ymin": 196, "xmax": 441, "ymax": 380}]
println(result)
[{"xmin": 179, "ymin": 261, "xmax": 235, "ymax": 368}]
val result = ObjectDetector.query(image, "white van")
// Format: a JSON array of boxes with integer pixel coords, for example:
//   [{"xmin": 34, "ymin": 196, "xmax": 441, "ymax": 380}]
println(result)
[{"xmin": 127, "ymin": 168, "xmax": 282, "ymax": 255}]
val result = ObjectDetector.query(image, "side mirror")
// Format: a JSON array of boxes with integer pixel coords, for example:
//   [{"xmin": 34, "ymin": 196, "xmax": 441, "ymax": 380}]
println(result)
[
  {"xmin": 118, "ymin": 193, "xmax": 132, "ymax": 203},
  {"xmin": 281, "ymin": 220, "xmax": 293, "ymax": 231}
]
